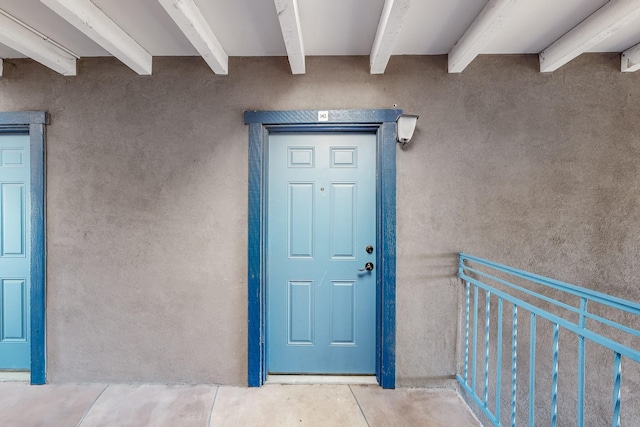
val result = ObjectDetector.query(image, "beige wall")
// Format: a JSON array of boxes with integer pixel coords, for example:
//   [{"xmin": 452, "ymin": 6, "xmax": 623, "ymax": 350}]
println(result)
[{"xmin": 0, "ymin": 55, "xmax": 638, "ymax": 404}]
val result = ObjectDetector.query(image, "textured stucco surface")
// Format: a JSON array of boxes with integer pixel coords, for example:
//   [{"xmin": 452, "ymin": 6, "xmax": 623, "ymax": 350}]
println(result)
[{"xmin": 0, "ymin": 55, "xmax": 638, "ymax": 404}]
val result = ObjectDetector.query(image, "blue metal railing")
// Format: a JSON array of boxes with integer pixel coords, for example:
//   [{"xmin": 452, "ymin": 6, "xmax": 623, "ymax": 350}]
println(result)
[{"xmin": 457, "ymin": 253, "xmax": 640, "ymax": 427}]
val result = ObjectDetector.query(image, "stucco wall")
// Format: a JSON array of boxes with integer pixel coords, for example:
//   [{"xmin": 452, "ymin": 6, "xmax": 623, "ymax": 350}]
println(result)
[{"xmin": 0, "ymin": 55, "xmax": 638, "ymax": 400}]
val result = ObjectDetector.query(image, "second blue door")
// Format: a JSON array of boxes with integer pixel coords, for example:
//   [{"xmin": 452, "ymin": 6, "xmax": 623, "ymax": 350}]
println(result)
[{"xmin": 267, "ymin": 132, "xmax": 376, "ymax": 374}]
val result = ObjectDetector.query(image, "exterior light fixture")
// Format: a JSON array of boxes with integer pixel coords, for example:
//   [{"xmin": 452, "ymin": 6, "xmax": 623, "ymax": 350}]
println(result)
[{"xmin": 396, "ymin": 114, "xmax": 419, "ymax": 146}]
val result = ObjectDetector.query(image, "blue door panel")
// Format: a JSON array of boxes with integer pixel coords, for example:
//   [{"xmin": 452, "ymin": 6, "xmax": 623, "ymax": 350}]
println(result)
[
  {"xmin": 268, "ymin": 133, "xmax": 376, "ymax": 374},
  {"xmin": 289, "ymin": 183, "xmax": 314, "ymax": 258},
  {"xmin": 2, "ymin": 279, "xmax": 27, "ymax": 340},
  {"xmin": 330, "ymin": 281, "xmax": 355, "ymax": 344},
  {"xmin": 0, "ymin": 135, "xmax": 31, "ymax": 370},
  {"xmin": 288, "ymin": 281, "xmax": 313, "ymax": 344},
  {"xmin": 2, "ymin": 184, "xmax": 26, "ymax": 256},
  {"xmin": 330, "ymin": 183, "xmax": 357, "ymax": 258}
]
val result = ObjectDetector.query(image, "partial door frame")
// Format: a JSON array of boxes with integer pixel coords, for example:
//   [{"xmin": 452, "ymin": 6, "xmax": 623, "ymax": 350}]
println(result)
[
  {"xmin": 0, "ymin": 111, "xmax": 47, "ymax": 384},
  {"xmin": 244, "ymin": 109, "xmax": 400, "ymax": 388}
]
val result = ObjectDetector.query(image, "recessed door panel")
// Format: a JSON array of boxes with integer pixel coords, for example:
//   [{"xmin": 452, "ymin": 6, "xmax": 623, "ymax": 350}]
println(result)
[
  {"xmin": 1, "ymin": 183, "xmax": 26, "ymax": 257},
  {"xmin": 0, "ymin": 149, "xmax": 25, "ymax": 167},
  {"xmin": 288, "ymin": 183, "xmax": 314, "ymax": 258},
  {"xmin": 330, "ymin": 281, "xmax": 356, "ymax": 345},
  {"xmin": 288, "ymin": 281, "xmax": 314, "ymax": 344},
  {"xmin": 1, "ymin": 279, "xmax": 27, "ymax": 341},
  {"xmin": 288, "ymin": 147, "xmax": 314, "ymax": 167},
  {"xmin": 330, "ymin": 183, "xmax": 356, "ymax": 259},
  {"xmin": 330, "ymin": 147, "xmax": 357, "ymax": 168}
]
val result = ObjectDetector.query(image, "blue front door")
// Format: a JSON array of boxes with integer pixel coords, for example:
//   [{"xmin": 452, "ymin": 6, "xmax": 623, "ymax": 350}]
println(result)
[
  {"xmin": 267, "ymin": 132, "xmax": 376, "ymax": 374},
  {"xmin": 0, "ymin": 134, "xmax": 31, "ymax": 370}
]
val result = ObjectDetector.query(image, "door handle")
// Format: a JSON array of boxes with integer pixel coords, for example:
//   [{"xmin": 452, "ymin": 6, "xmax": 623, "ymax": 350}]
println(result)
[{"xmin": 358, "ymin": 262, "xmax": 374, "ymax": 272}]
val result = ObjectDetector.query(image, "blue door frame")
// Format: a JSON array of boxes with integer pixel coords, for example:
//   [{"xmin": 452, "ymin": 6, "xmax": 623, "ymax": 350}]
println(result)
[
  {"xmin": 0, "ymin": 111, "xmax": 47, "ymax": 384},
  {"xmin": 244, "ymin": 109, "xmax": 399, "ymax": 388}
]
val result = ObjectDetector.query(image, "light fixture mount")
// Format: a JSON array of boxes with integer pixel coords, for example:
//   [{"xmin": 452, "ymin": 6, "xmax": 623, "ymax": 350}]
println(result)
[{"xmin": 396, "ymin": 114, "xmax": 419, "ymax": 146}]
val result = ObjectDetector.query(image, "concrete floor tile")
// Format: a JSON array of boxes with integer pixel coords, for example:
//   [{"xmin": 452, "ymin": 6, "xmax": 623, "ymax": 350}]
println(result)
[
  {"xmin": 351, "ymin": 386, "xmax": 481, "ymax": 427},
  {"xmin": 210, "ymin": 384, "xmax": 368, "ymax": 427},
  {"xmin": 79, "ymin": 384, "xmax": 218, "ymax": 427},
  {"xmin": 0, "ymin": 383, "xmax": 106, "ymax": 427}
]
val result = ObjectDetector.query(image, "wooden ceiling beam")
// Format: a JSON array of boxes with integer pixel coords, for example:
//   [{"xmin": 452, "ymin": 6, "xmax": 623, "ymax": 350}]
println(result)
[
  {"xmin": 0, "ymin": 9, "xmax": 76, "ymax": 76},
  {"xmin": 274, "ymin": 0, "xmax": 305, "ymax": 74},
  {"xmin": 41, "ymin": 0, "xmax": 151, "ymax": 75},
  {"xmin": 448, "ymin": 0, "xmax": 521, "ymax": 73},
  {"xmin": 370, "ymin": 0, "xmax": 411, "ymax": 74},
  {"xmin": 540, "ymin": 0, "xmax": 640, "ymax": 72},
  {"xmin": 621, "ymin": 41, "xmax": 640, "ymax": 72},
  {"xmin": 158, "ymin": 0, "xmax": 228, "ymax": 75}
]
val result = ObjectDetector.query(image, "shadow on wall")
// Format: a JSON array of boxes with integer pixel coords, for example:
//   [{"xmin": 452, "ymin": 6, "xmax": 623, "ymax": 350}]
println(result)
[{"xmin": 399, "ymin": 252, "xmax": 460, "ymax": 281}]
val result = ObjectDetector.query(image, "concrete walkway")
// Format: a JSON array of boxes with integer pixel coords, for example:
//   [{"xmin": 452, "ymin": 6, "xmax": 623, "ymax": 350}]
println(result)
[{"xmin": 0, "ymin": 382, "xmax": 481, "ymax": 427}]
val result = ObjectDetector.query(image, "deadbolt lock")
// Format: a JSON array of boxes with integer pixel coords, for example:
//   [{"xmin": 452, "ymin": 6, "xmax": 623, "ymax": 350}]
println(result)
[{"xmin": 365, "ymin": 245, "xmax": 374, "ymax": 254}]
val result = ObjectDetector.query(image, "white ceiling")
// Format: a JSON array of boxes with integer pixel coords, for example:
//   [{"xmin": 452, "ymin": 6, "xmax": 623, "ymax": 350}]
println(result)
[{"xmin": 0, "ymin": 0, "xmax": 639, "ymax": 75}]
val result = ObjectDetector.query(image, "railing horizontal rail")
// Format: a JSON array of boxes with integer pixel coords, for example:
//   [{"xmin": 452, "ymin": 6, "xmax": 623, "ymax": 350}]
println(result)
[
  {"xmin": 460, "ymin": 253, "xmax": 640, "ymax": 315},
  {"xmin": 460, "ymin": 272, "xmax": 640, "ymax": 363},
  {"xmin": 463, "ymin": 265, "xmax": 640, "ymax": 339},
  {"xmin": 457, "ymin": 254, "xmax": 640, "ymax": 427}
]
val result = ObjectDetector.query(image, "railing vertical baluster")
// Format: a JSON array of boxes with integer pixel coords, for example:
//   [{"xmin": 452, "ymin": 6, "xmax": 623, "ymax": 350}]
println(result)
[
  {"xmin": 529, "ymin": 313, "xmax": 536, "ymax": 427},
  {"xmin": 550, "ymin": 324, "xmax": 559, "ymax": 427},
  {"xmin": 577, "ymin": 298, "xmax": 588, "ymax": 426},
  {"xmin": 464, "ymin": 281, "xmax": 470, "ymax": 382},
  {"xmin": 473, "ymin": 284, "xmax": 479, "ymax": 392},
  {"xmin": 484, "ymin": 291, "xmax": 491, "ymax": 406},
  {"xmin": 511, "ymin": 304, "xmax": 518, "ymax": 427},
  {"xmin": 496, "ymin": 297, "xmax": 503, "ymax": 422},
  {"xmin": 612, "ymin": 352, "xmax": 621, "ymax": 427}
]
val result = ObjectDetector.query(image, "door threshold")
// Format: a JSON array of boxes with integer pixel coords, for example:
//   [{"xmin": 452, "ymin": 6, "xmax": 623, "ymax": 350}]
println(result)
[
  {"xmin": 266, "ymin": 375, "xmax": 378, "ymax": 385},
  {"xmin": 0, "ymin": 371, "xmax": 30, "ymax": 382}
]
